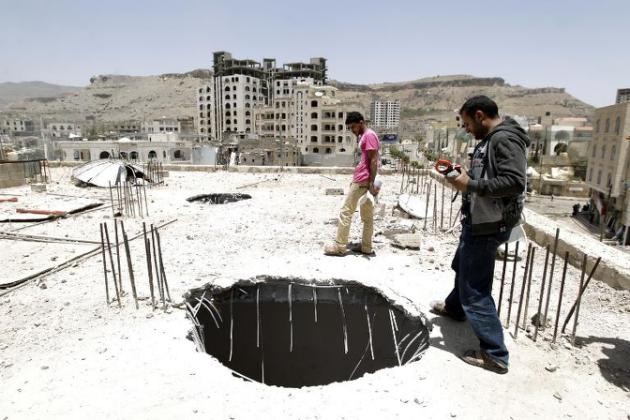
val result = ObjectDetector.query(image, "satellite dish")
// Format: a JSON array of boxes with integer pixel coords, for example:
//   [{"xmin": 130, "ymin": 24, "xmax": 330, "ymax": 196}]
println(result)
[{"xmin": 314, "ymin": 91, "xmax": 324, "ymax": 97}]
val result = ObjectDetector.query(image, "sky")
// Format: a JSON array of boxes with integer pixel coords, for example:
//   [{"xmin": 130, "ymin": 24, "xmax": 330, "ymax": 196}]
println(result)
[{"xmin": 0, "ymin": 0, "xmax": 628, "ymax": 107}]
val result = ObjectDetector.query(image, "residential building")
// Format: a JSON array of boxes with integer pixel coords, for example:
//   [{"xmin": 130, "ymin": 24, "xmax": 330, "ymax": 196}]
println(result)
[
  {"xmin": 210, "ymin": 51, "xmax": 327, "ymax": 142},
  {"xmin": 370, "ymin": 100, "xmax": 400, "ymax": 129},
  {"xmin": 0, "ymin": 119, "xmax": 35, "ymax": 135},
  {"xmin": 197, "ymin": 83, "xmax": 215, "ymax": 142},
  {"xmin": 45, "ymin": 122, "xmax": 82, "ymax": 138},
  {"xmin": 238, "ymin": 135, "xmax": 300, "ymax": 166},
  {"xmin": 55, "ymin": 134, "xmax": 195, "ymax": 163},
  {"xmin": 254, "ymin": 83, "xmax": 356, "ymax": 166},
  {"xmin": 616, "ymin": 88, "xmax": 630, "ymax": 104},
  {"xmin": 586, "ymin": 101, "xmax": 630, "ymax": 242},
  {"xmin": 141, "ymin": 117, "xmax": 194, "ymax": 135}
]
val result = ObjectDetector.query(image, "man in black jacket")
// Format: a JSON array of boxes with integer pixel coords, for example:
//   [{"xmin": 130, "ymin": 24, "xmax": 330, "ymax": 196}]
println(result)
[{"xmin": 430, "ymin": 96, "xmax": 530, "ymax": 374}]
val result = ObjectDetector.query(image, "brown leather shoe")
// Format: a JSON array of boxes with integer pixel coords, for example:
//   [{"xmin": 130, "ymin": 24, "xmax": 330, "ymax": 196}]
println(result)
[
  {"xmin": 460, "ymin": 350, "xmax": 508, "ymax": 374},
  {"xmin": 429, "ymin": 300, "xmax": 466, "ymax": 322}
]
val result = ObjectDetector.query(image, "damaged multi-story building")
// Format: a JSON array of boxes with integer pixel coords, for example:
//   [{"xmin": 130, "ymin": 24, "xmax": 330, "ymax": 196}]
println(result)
[{"xmin": 196, "ymin": 51, "xmax": 358, "ymax": 166}]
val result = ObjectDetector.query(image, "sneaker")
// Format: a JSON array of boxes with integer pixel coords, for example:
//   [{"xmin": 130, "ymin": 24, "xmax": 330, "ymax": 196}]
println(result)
[
  {"xmin": 460, "ymin": 350, "xmax": 508, "ymax": 374},
  {"xmin": 324, "ymin": 243, "xmax": 347, "ymax": 256},
  {"xmin": 429, "ymin": 300, "xmax": 466, "ymax": 322},
  {"xmin": 349, "ymin": 243, "xmax": 375, "ymax": 255}
]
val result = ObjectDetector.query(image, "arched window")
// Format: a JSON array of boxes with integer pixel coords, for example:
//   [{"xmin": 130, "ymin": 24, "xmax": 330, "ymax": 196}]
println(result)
[
  {"xmin": 338, "ymin": 136, "xmax": 343, "ymax": 143},
  {"xmin": 595, "ymin": 119, "xmax": 600, "ymax": 132},
  {"xmin": 311, "ymin": 112, "xmax": 318, "ymax": 119},
  {"xmin": 199, "ymin": 104, "xmax": 204, "ymax": 110},
  {"xmin": 340, "ymin": 148, "xmax": 346, "ymax": 152},
  {"xmin": 311, "ymin": 124, "xmax": 318, "ymax": 131},
  {"xmin": 611, "ymin": 145, "xmax": 616, "ymax": 161},
  {"xmin": 605, "ymin": 118, "xmax": 610, "ymax": 133},
  {"xmin": 225, "ymin": 86, "xmax": 230, "ymax": 92},
  {"xmin": 225, "ymin": 94, "xmax": 230, "ymax": 100},
  {"xmin": 311, "ymin": 100, "xmax": 318, "ymax": 107},
  {"xmin": 606, "ymin": 172, "xmax": 612, "ymax": 187},
  {"xmin": 163, "ymin": 151, "xmax": 166, "ymax": 158},
  {"xmin": 313, "ymin": 147, "xmax": 319, "ymax": 153},
  {"xmin": 225, "ymin": 119, "xmax": 231, "ymax": 125},
  {"xmin": 174, "ymin": 150, "xmax": 182, "ymax": 159},
  {"xmin": 245, "ymin": 111, "xmax": 251, "ymax": 116},
  {"xmin": 148, "ymin": 151, "xmax": 157, "ymax": 159},
  {"xmin": 326, "ymin": 148, "xmax": 332, "ymax": 154},
  {"xmin": 246, "ymin": 119, "xmax": 251, "ymax": 125},
  {"xmin": 591, "ymin": 144, "xmax": 597, "ymax": 157},
  {"xmin": 597, "ymin": 170, "xmax": 602, "ymax": 185},
  {"xmin": 310, "ymin": 136, "xmax": 318, "ymax": 143},
  {"xmin": 225, "ymin": 103, "xmax": 231, "ymax": 109},
  {"xmin": 601, "ymin": 145, "xmax": 606, "ymax": 159},
  {"xmin": 245, "ymin": 103, "xmax": 250, "ymax": 108},
  {"xmin": 130, "ymin": 151, "xmax": 138, "ymax": 160},
  {"xmin": 200, "ymin": 128, "xmax": 205, "ymax": 133},
  {"xmin": 99, "ymin": 151, "xmax": 110, "ymax": 159}
]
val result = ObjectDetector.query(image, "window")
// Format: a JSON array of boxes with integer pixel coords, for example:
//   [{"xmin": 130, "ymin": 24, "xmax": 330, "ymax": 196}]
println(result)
[
  {"xmin": 313, "ymin": 147, "xmax": 319, "ymax": 153},
  {"xmin": 311, "ymin": 100, "xmax": 318, "ymax": 107},
  {"xmin": 591, "ymin": 144, "xmax": 597, "ymax": 158},
  {"xmin": 245, "ymin": 111, "xmax": 251, "ymax": 116},
  {"xmin": 225, "ymin": 111, "xmax": 231, "ymax": 117},
  {"xmin": 326, "ymin": 148, "xmax": 332, "ymax": 154},
  {"xmin": 338, "ymin": 125, "xmax": 343, "ymax": 131},
  {"xmin": 311, "ymin": 124, "xmax": 318, "ymax": 131},
  {"xmin": 310, "ymin": 136, "xmax": 318, "ymax": 143},
  {"xmin": 611, "ymin": 145, "xmax": 616, "ymax": 161},
  {"xmin": 233, "ymin": 94, "xmax": 237, "ymax": 100},
  {"xmin": 199, "ymin": 104, "xmax": 204, "ymax": 110},
  {"xmin": 597, "ymin": 170, "xmax": 602, "ymax": 185},
  {"xmin": 174, "ymin": 150, "xmax": 182, "ymax": 159},
  {"xmin": 225, "ymin": 86, "xmax": 230, "ymax": 91},
  {"xmin": 338, "ymin": 136, "xmax": 343, "ymax": 143},
  {"xmin": 595, "ymin": 119, "xmax": 600, "ymax": 132},
  {"xmin": 130, "ymin": 151, "xmax": 138, "ymax": 160},
  {"xmin": 340, "ymin": 148, "xmax": 346, "ymax": 152},
  {"xmin": 246, "ymin": 119, "xmax": 251, "ymax": 125},
  {"xmin": 225, "ymin": 95, "xmax": 230, "ymax": 100},
  {"xmin": 245, "ymin": 95, "xmax": 250, "ymax": 100},
  {"xmin": 148, "ymin": 151, "xmax": 157, "ymax": 159},
  {"xmin": 163, "ymin": 151, "xmax": 167, "ymax": 158},
  {"xmin": 311, "ymin": 112, "xmax": 318, "ymax": 119},
  {"xmin": 615, "ymin": 116, "xmax": 621, "ymax": 135},
  {"xmin": 207, "ymin": 96, "xmax": 211, "ymax": 101},
  {"xmin": 207, "ymin": 112, "xmax": 211, "ymax": 117},
  {"xmin": 605, "ymin": 118, "xmax": 610, "ymax": 133},
  {"xmin": 225, "ymin": 103, "xmax": 231, "ymax": 109},
  {"xmin": 601, "ymin": 145, "xmax": 606, "ymax": 159},
  {"xmin": 226, "ymin": 119, "xmax": 231, "ymax": 125}
]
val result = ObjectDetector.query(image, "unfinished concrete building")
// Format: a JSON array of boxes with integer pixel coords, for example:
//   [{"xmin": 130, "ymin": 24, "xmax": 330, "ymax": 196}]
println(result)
[
  {"xmin": 238, "ymin": 136, "xmax": 300, "ymax": 166},
  {"xmin": 255, "ymin": 83, "xmax": 356, "ymax": 166},
  {"xmin": 210, "ymin": 51, "xmax": 327, "ymax": 142}
]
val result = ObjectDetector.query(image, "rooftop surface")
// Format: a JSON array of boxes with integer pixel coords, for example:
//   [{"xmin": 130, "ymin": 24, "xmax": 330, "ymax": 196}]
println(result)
[{"xmin": 0, "ymin": 168, "xmax": 628, "ymax": 419}]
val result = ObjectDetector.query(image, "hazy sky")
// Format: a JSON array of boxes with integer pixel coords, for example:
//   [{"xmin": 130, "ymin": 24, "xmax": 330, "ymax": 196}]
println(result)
[{"xmin": 1, "ymin": 0, "xmax": 628, "ymax": 106}]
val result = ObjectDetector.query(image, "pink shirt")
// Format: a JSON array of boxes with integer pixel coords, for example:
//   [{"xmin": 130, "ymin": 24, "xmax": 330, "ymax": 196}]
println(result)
[{"xmin": 353, "ymin": 128, "xmax": 380, "ymax": 183}]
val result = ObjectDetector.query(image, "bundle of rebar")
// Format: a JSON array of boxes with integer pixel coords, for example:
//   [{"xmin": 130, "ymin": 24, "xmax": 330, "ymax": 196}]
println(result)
[
  {"xmin": 109, "ymin": 181, "xmax": 149, "ymax": 218},
  {"xmin": 99, "ymin": 220, "xmax": 171, "ymax": 311}
]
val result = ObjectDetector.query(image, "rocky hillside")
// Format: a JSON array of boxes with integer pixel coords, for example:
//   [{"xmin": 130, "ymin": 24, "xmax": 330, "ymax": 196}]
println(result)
[
  {"xmin": 331, "ymin": 75, "xmax": 594, "ymax": 130},
  {"xmin": 0, "ymin": 71, "xmax": 593, "ymax": 128},
  {"xmin": 0, "ymin": 70, "xmax": 212, "ymax": 121},
  {"xmin": 0, "ymin": 81, "xmax": 81, "ymax": 109}
]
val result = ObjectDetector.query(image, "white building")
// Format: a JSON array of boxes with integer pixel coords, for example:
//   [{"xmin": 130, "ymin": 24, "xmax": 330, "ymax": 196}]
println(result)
[
  {"xmin": 197, "ymin": 84, "xmax": 215, "ymax": 142},
  {"xmin": 45, "ymin": 122, "xmax": 82, "ymax": 138},
  {"xmin": 370, "ymin": 100, "xmax": 400, "ymax": 129},
  {"xmin": 255, "ymin": 83, "xmax": 356, "ymax": 166}
]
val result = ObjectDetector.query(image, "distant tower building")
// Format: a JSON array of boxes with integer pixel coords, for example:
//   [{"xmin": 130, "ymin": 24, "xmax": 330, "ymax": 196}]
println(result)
[
  {"xmin": 616, "ymin": 88, "xmax": 630, "ymax": 104},
  {"xmin": 369, "ymin": 100, "xmax": 400, "ymax": 129}
]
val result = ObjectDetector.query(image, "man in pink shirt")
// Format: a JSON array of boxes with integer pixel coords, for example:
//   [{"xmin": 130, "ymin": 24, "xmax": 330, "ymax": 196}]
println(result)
[{"xmin": 325, "ymin": 112, "xmax": 380, "ymax": 256}]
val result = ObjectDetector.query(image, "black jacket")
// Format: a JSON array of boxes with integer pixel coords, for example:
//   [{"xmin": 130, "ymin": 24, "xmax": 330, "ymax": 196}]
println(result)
[{"xmin": 463, "ymin": 117, "xmax": 531, "ymax": 235}]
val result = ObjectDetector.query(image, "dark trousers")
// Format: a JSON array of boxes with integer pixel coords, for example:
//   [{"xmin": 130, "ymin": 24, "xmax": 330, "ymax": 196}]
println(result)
[{"xmin": 445, "ymin": 225, "xmax": 510, "ymax": 365}]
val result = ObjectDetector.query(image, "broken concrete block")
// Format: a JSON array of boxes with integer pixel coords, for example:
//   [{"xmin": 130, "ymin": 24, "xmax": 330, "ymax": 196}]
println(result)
[
  {"xmin": 30, "ymin": 183, "xmax": 47, "ymax": 192},
  {"xmin": 325, "ymin": 188, "xmax": 344, "ymax": 196},
  {"xmin": 391, "ymin": 233, "xmax": 421, "ymax": 250}
]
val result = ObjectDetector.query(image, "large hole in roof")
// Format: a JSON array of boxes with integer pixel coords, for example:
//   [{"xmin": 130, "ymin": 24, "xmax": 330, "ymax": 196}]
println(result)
[
  {"xmin": 186, "ymin": 193, "xmax": 252, "ymax": 204},
  {"xmin": 185, "ymin": 277, "xmax": 430, "ymax": 388}
]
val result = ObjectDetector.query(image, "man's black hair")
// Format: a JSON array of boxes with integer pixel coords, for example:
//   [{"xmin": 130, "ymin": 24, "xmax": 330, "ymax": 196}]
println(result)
[
  {"xmin": 345, "ymin": 111, "xmax": 364, "ymax": 124},
  {"xmin": 459, "ymin": 95, "xmax": 499, "ymax": 119}
]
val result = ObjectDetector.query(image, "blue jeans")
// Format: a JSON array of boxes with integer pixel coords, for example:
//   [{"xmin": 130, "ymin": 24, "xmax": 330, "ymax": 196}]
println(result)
[{"xmin": 445, "ymin": 225, "xmax": 510, "ymax": 365}]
